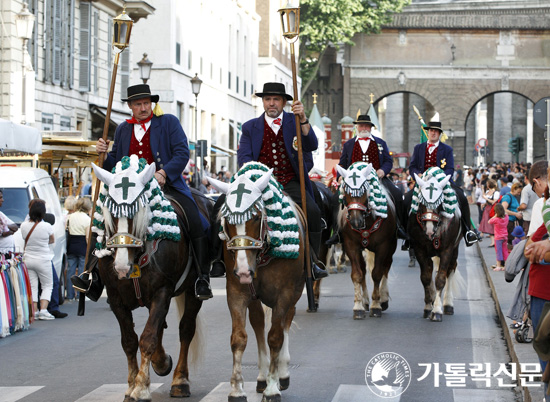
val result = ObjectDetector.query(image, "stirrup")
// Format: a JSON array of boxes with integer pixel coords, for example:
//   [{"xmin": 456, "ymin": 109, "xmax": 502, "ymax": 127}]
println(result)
[
  {"xmin": 464, "ymin": 230, "xmax": 478, "ymax": 247},
  {"xmin": 401, "ymin": 239, "xmax": 410, "ymax": 251},
  {"xmin": 312, "ymin": 261, "xmax": 328, "ymax": 281},
  {"xmin": 195, "ymin": 277, "xmax": 213, "ymax": 300}
]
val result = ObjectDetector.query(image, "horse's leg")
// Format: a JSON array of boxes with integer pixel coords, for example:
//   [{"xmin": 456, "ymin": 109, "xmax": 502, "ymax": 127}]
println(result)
[
  {"xmin": 263, "ymin": 307, "xmax": 286, "ymax": 402},
  {"xmin": 443, "ymin": 248, "xmax": 460, "ymax": 315},
  {"xmin": 416, "ymin": 252, "xmax": 435, "ymax": 318},
  {"xmin": 347, "ymin": 242, "xmax": 367, "ymax": 320},
  {"xmin": 170, "ymin": 291, "xmax": 203, "ymax": 398},
  {"xmin": 312, "ymin": 279, "xmax": 321, "ymax": 310},
  {"xmin": 369, "ymin": 251, "xmax": 385, "ymax": 317},
  {"xmin": 278, "ymin": 305, "xmax": 295, "ymax": 391},
  {"xmin": 228, "ymin": 287, "xmax": 249, "ymax": 402},
  {"xmin": 430, "ymin": 256, "xmax": 446, "ymax": 322},
  {"xmin": 110, "ymin": 299, "xmax": 140, "ymax": 401},
  {"xmin": 361, "ymin": 250, "xmax": 370, "ymax": 311},
  {"xmin": 151, "ymin": 323, "xmax": 172, "ymax": 377},
  {"xmin": 130, "ymin": 288, "xmax": 172, "ymax": 402},
  {"xmin": 327, "ymin": 245, "xmax": 337, "ymax": 274},
  {"xmin": 248, "ymin": 299, "xmax": 269, "ymax": 394}
]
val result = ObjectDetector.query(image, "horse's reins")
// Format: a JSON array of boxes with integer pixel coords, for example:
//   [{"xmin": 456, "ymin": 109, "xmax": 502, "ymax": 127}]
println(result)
[{"xmin": 345, "ymin": 202, "xmax": 383, "ymax": 248}]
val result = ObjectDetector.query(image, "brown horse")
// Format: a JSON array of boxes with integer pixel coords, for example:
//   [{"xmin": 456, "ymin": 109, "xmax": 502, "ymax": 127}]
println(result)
[
  {"xmin": 408, "ymin": 168, "xmax": 464, "ymax": 322},
  {"xmin": 208, "ymin": 162, "xmax": 305, "ymax": 402},
  {"xmin": 92, "ymin": 156, "xmax": 204, "ymax": 401},
  {"xmin": 336, "ymin": 162, "xmax": 397, "ymax": 319}
]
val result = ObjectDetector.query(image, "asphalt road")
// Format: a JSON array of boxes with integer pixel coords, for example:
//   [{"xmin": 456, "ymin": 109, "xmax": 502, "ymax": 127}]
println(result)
[{"xmin": 0, "ymin": 245, "xmax": 524, "ymax": 402}]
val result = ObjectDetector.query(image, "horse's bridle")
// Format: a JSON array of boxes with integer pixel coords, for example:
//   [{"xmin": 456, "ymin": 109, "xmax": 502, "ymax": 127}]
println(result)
[
  {"xmin": 106, "ymin": 233, "xmax": 144, "ymax": 248},
  {"xmin": 416, "ymin": 209, "xmax": 442, "ymax": 249},
  {"xmin": 346, "ymin": 202, "xmax": 369, "ymax": 230},
  {"xmin": 223, "ymin": 208, "xmax": 269, "ymax": 252}
]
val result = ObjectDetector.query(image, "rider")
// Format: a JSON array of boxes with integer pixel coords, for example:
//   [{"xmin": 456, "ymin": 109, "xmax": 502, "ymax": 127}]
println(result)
[
  {"xmin": 402, "ymin": 120, "xmax": 478, "ymax": 248},
  {"xmin": 72, "ymin": 84, "xmax": 213, "ymax": 300},
  {"xmin": 325, "ymin": 114, "xmax": 408, "ymax": 246},
  {"xmin": 210, "ymin": 82, "xmax": 328, "ymax": 280}
]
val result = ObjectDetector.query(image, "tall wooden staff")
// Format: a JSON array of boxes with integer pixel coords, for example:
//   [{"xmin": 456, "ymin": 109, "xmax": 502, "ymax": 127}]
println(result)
[
  {"xmin": 278, "ymin": 2, "xmax": 316, "ymax": 312},
  {"xmin": 78, "ymin": 8, "xmax": 133, "ymax": 315}
]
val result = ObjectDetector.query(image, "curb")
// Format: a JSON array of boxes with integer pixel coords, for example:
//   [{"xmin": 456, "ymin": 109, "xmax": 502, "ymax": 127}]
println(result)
[{"xmin": 475, "ymin": 242, "xmax": 532, "ymax": 402}]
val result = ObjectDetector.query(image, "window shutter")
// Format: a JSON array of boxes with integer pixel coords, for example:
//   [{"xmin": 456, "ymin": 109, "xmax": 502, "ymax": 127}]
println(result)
[
  {"xmin": 120, "ymin": 49, "xmax": 130, "ymax": 98},
  {"xmin": 52, "ymin": 0, "xmax": 62, "ymax": 84},
  {"xmin": 67, "ymin": 0, "xmax": 75, "ymax": 88},
  {"xmin": 107, "ymin": 19, "xmax": 113, "ymax": 89},
  {"xmin": 93, "ymin": 10, "xmax": 99, "ymax": 92},
  {"xmin": 79, "ymin": 2, "xmax": 91, "ymax": 92},
  {"xmin": 44, "ymin": 0, "xmax": 52, "ymax": 82}
]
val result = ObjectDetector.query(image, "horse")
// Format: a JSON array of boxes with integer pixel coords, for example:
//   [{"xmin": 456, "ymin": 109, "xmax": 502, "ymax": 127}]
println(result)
[
  {"xmin": 207, "ymin": 162, "xmax": 305, "ymax": 402},
  {"xmin": 91, "ymin": 155, "xmax": 205, "ymax": 401},
  {"xmin": 407, "ymin": 167, "xmax": 463, "ymax": 322},
  {"xmin": 335, "ymin": 162, "xmax": 397, "ymax": 319}
]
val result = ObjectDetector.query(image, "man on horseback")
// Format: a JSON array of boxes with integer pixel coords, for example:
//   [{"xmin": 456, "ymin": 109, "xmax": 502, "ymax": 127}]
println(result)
[
  {"xmin": 403, "ymin": 120, "xmax": 478, "ymax": 248},
  {"xmin": 74, "ymin": 84, "xmax": 213, "ymax": 300},
  {"xmin": 325, "ymin": 114, "xmax": 408, "ymax": 245},
  {"xmin": 210, "ymin": 82, "xmax": 328, "ymax": 280}
]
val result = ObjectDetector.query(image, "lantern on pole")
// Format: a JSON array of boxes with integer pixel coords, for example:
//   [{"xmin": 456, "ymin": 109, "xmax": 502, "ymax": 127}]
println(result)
[
  {"xmin": 278, "ymin": 1, "xmax": 317, "ymax": 312},
  {"xmin": 78, "ymin": 7, "xmax": 133, "ymax": 312}
]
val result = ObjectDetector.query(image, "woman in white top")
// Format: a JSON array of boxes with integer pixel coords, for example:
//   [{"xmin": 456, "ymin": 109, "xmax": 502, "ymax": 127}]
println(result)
[
  {"xmin": 66, "ymin": 197, "xmax": 91, "ymax": 300},
  {"xmin": 20, "ymin": 199, "xmax": 55, "ymax": 320}
]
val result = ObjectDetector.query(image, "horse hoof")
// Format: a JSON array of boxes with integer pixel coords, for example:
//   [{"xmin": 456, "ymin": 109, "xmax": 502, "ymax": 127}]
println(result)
[
  {"xmin": 170, "ymin": 383, "xmax": 190, "ymax": 398},
  {"xmin": 262, "ymin": 394, "xmax": 281, "ymax": 402},
  {"xmin": 256, "ymin": 380, "xmax": 267, "ymax": 393},
  {"xmin": 153, "ymin": 354, "xmax": 172, "ymax": 377},
  {"xmin": 279, "ymin": 377, "xmax": 290, "ymax": 390},
  {"xmin": 423, "ymin": 309, "xmax": 431, "ymax": 319},
  {"xmin": 364, "ymin": 303, "xmax": 369, "ymax": 311},
  {"xmin": 229, "ymin": 396, "xmax": 248, "ymax": 402},
  {"xmin": 353, "ymin": 310, "xmax": 366, "ymax": 320},
  {"xmin": 123, "ymin": 396, "xmax": 135, "ymax": 402},
  {"xmin": 430, "ymin": 312, "xmax": 442, "ymax": 322},
  {"xmin": 370, "ymin": 308, "xmax": 382, "ymax": 318},
  {"xmin": 443, "ymin": 306, "xmax": 454, "ymax": 315},
  {"xmin": 381, "ymin": 301, "xmax": 389, "ymax": 311}
]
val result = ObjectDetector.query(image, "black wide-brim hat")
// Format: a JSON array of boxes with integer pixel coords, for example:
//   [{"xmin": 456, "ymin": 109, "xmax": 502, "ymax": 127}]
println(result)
[
  {"xmin": 425, "ymin": 121, "xmax": 443, "ymax": 132},
  {"xmin": 353, "ymin": 114, "xmax": 376, "ymax": 128},
  {"xmin": 122, "ymin": 84, "xmax": 160, "ymax": 103},
  {"xmin": 255, "ymin": 82, "xmax": 293, "ymax": 101}
]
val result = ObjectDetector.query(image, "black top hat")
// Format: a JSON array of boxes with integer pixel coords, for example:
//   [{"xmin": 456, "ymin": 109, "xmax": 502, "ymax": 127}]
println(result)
[
  {"xmin": 122, "ymin": 84, "xmax": 160, "ymax": 103},
  {"xmin": 425, "ymin": 121, "xmax": 443, "ymax": 132},
  {"xmin": 353, "ymin": 114, "xmax": 376, "ymax": 128},
  {"xmin": 255, "ymin": 82, "xmax": 293, "ymax": 101}
]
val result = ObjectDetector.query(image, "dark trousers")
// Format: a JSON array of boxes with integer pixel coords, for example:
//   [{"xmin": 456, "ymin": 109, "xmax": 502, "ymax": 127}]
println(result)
[
  {"xmin": 163, "ymin": 185, "xmax": 207, "ymax": 238},
  {"xmin": 283, "ymin": 178, "xmax": 321, "ymax": 233},
  {"xmin": 47, "ymin": 261, "xmax": 60, "ymax": 312},
  {"xmin": 381, "ymin": 176, "xmax": 405, "ymax": 227}
]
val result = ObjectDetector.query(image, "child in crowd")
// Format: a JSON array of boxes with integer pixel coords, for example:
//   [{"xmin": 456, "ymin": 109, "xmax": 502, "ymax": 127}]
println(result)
[
  {"xmin": 511, "ymin": 225, "xmax": 525, "ymax": 247},
  {"xmin": 488, "ymin": 203, "xmax": 509, "ymax": 271}
]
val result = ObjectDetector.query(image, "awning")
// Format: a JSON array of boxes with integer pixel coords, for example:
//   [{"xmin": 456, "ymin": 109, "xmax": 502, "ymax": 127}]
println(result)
[
  {"xmin": 90, "ymin": 104, "xmax": 131, "ymax": 125},
  {"xmin": 211, "ymin": 143, "xmax": 237, "ymax": 156},
  {"xmin": 0, "ymin": 119, "xmax": 42, "ymax": 154}
]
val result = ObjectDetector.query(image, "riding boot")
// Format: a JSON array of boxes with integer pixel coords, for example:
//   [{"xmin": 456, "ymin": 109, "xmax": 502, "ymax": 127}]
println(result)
[
  {"xmin": 462, "ymin": 218, "xmax": 478, "ymax": 247},
  {"xmin": 209, "ymin": 224, "xmax": 226, "ymax": 278},
  {"xmin": 191, "ymin": 236, "xmax": 213, "ymax": 300},
  {"xmin": 325, "ymin": 231, "xmax": 341, "ymax": 246},
  {"xmin": 401, "ymin": 239, "xmax": 410, "ymax": 251},
  {"xmin": 71, "ymin": 232, "xmax": 99, "ymax": 293},
  {"xmin": 309, "ymin": 231, "xmax": 328, "ymax": 280}
]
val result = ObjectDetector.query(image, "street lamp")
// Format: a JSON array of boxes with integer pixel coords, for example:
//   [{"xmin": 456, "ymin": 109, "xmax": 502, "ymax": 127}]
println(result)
[
  {"xmin": 278, "ymin": 1, "xmax": 317, "ymax": 312},
  {"xmin": 16, "ymin": 2, "xmax": 35, "ymax": 125},
  {"xmin": 137, "ymin": 53, "xmax": 153, "ymax": 84},
  {"xmin": 190, "ymin": 73, "xmax": 202, "ymax": 188}
]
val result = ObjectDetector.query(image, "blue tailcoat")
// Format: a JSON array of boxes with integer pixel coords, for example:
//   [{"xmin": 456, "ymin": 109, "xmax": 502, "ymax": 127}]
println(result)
[
  {"xmin": 103, "ymin": 114, "xmax": 208, "ymax": 230},
  {"xmin": 238, "ymin": 111, "xmax": 318, "ymax": 197},
  {"xmin": 409, "ymin": 142, "xmax": 455, "ymax": 180},
  {"xmin": 339, "ymin": 136, "xmax": 393, "ymax": 175}
]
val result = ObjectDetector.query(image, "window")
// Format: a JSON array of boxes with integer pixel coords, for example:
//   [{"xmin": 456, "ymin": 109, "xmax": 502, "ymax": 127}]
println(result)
[
  {"xmin": 188, "ymin": 50, "xmax": 192, "ymax": 70},
  {"xmin": 176, "ymin": 101, "xmax": 184, "ymax": 124},
  {"xmin": 120, "ymin": 49, "xmax": 130, "ymax": 98},
  {"xmin": 228, "ymin": 71, "xmax": 231, "ymax": 90},
  {"xmin": 60, "ymin": 116, "xmax": 71, "ymax": 131},
  {"xmin": 176, "ymin": 42, "xmax": 181, "ymax": 65},
  {"xmin": 107, "ymin": 18, "xmax": 112, "ymax": 89},
  {"xmin": 93, "ymin": 10, "xmax": 99, "ymax": 92},
  {"xmin": 244, "ymin": 80, "xmax": 246, "ymax": 97},
  {"xmin": 28, "ymin": 0, "xmax": 39, "ymax": 71},
  {"xmin": 79, "ymin": 2, "xmax": 91, "ymax": 91},
  {"xmin": 46, "ymin": 0, "xmax": 74, "ymax": 86},
  {"xmin": 42, "ymin": 113, "xmax": 54, "ymax": 131}
]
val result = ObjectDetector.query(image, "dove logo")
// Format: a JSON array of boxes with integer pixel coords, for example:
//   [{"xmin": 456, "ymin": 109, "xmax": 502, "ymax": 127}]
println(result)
[{"xmin": 365, "ymin": 352, "xmax": 411, "ymax": 398}]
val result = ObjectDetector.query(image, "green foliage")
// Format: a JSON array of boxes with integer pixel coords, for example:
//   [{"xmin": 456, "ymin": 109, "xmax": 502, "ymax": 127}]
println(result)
[{"xmin": 299, "ymin": 0, "xmax": 410, "ymax": 95}]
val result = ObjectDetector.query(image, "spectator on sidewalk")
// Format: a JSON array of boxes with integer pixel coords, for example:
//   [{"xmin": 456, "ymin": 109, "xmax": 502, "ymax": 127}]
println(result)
[
  {"xmin": 488, "ymin": 203, "xmax": 509, "ymax": 271},
  {"xmin": 0, "ymin": 189, "xmax": 19, "ymax": 254},
  {"xmin": 479, "ymin": 179, "xmax": 500, "ymax": 247},
  {"xmin": 519, "ymin": 175, "xmax": 539, "ymax": 234},
  {"xmin": 501, "ymin": 183, "xmax": 523, "ymax": 248},
  {"xmin": 66, "ymin": 197, "xmax": 92, "ymax": 301}
]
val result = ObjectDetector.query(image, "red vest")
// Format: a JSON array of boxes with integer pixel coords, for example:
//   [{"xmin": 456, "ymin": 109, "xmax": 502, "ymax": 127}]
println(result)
[
  {"xmin": 351, "ymin": 139, "xmax": 381, "ymax": 170},
  {"xmin": 424, "ymin": 145, "xmax": 438, "ymax": 170},
  {"xmin": 258, "ymin": 121, "xmax": 295, "ymax": 186},
  {"xmin": 129, "ymin": 128, "xmax": 154, "ymax": 165}
]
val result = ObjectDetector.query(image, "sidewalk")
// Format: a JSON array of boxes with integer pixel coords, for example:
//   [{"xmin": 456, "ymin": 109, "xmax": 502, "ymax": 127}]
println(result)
[{"xmin": 473, "ymin": 207, "xmax": 545, "ymax": 402}]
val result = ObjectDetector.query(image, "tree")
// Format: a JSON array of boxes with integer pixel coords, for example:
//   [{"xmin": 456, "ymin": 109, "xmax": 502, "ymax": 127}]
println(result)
[{"xmin": 299, "ymin": 0, "xmax": 410, "ymax": 97}]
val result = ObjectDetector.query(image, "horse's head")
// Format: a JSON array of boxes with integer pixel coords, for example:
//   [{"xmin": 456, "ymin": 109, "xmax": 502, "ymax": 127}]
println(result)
[
  {"xmin": 208, "ymin": 168, "xmax": 272, "ymax": 285},
  {"xmin": 336, "ymin": 163, "xmax": 375, "ymax": 230},
  {"xmin": 413, "ymin": 171, "xmax": 452, "ymax": 240},
  {"xmin": 92, "ymin": 157, "xmax": 156, "ymax": 278}
]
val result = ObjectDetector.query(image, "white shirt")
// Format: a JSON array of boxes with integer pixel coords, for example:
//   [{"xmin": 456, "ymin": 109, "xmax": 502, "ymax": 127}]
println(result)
[
  {"xmin": 0, "ymin": 211, "xmax": 15, "ymax": 253},
  {"xmin": 528, "ymin": 197, "xmax": 545, "ymax": 237},
  {"xmin": 20, "ymin": 221, "xmax": 54, "ymax": 260},
  {"xmin": 427, "ymin": 141, "xmax": 440, "ymax": 155},
  {"xmin": 67, "ymin": 211, "xmax": 91, "ymax": 236},
  {"xmin": 265, "ymin": 113, "xmax": 283, "ymax": 135},
  {"xmin": 356, "ymin": 135, "xmax": 373, "ymax": 153},
  {"xmin": 133, "ymin": 120, "xmax": 152, "ymax": 142}
]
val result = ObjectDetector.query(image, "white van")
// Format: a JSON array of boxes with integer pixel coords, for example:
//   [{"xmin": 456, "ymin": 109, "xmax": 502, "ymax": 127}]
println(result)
[{"xmin": 0, "ymin": 167, "xmax": 67, "ymax": 301}]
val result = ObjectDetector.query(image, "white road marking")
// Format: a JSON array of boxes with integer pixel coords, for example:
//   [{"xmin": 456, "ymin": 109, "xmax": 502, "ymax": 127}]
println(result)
[
  {"xmin": 0, "ymin": 387, "xmax": 43, "ymax": 402},
  {"xmin": 74, "ymin": 383, "xmax": 162, "ymax": 402},
  {"xmin": 200, "ymin": 382, "xmax": 263, "ymax": 402},
  {"xmin": 330, "ymin": 384, "xmax": 400, "ymax": 401},
  {"xmin": 453, "ymin": 388, "xmax": 515, "ymax": 401}
]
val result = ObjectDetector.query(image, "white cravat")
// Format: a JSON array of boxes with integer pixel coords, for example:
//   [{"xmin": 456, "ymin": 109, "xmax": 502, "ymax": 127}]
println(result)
[
  {"xmin": 265, "ymin": 113, "xmax": 283, "ymax": 135},
  {"xmin": 133, "ymin": 120, "xmax": 152, "ymax": 142},
  {"xmin": 427, "ymin": 140, "xmax": 440, "ymax": 155}
]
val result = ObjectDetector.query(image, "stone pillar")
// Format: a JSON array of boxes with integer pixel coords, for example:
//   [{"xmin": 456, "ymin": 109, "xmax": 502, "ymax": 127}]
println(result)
[
  {"xmin": 465, "ymin": 110, "xmax": 476, "ymax": 167},
  {"xmin": 512, "ymin": 94, "xmax": 528, "ymax": 163},
  {"xmin": 385, "ymin": 93, "xmax": 404, "ymax": 153},
  {"xmin": 493, "ymin": 93, "xmax": 513, "ymax": 162}
]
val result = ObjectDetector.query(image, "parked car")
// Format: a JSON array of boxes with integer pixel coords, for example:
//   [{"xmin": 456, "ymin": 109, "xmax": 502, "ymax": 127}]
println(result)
[{"xmin": 0, "ymin": 167, "xmax": 67, "ymax": 302}]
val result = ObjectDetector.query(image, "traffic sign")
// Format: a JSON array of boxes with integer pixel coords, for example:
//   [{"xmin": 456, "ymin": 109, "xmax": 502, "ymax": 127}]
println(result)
[{"xmin": 534, "ymin": 97, "xmax": 550, "ymax": 130}]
